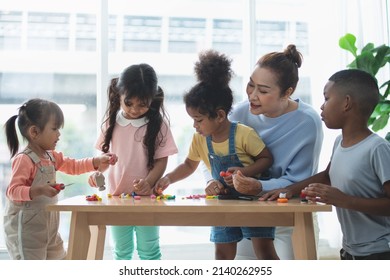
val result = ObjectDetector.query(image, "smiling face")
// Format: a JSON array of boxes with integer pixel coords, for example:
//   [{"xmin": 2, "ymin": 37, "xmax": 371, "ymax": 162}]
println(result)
[{"xmin": 246, "ymin": 66, "xmax": 289, "ymax": 118}]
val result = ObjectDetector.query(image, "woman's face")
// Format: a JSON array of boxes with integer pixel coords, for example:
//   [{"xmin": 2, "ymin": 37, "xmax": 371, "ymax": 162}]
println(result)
[{"xmin": 246, "ymin": 66, "xmax": 286, "ymax": 117}]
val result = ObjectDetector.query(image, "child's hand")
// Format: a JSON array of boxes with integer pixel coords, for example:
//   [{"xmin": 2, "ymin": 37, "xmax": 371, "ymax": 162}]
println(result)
[
  {"xmin": 302, "ymin": 183, "xmax": 345, "ymax": 205},
  {"xmin": 220, "ymin": 169, "xmax": 233, "ymax": 187},
  {"xmin": 205, "ymin": 179, "xmax": 226, "ymax": 195},
  {"xmin": 30, "ymin": 183, "xmax": 59, "ymax": 199},
  {"xmin": 153, "ymin": 177, "xmax": 170, "ymax": 195},
  {"xmin": 133, "ymin": 179, "xmax": 152, "ymax": 195},
  {"xmin": 93, "ymin": 153, "xmax": 118, "ymax": 170}
]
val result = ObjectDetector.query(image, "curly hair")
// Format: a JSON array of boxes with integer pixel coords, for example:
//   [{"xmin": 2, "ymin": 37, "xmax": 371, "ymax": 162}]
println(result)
[{"xmin": 184, "ymin": 50, "xmax": 234, "ymax": 119}]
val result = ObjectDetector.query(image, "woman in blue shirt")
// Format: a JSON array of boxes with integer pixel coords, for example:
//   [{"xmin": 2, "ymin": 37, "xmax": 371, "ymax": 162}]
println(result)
[{"xmin": 210, "ymin": 44, "xmax": 324, "ymax": 259}]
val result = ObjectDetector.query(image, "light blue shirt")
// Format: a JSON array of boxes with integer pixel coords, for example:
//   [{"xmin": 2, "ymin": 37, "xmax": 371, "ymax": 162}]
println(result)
[
  {"xmin": 330, "ymin": 134, "xmax": 390, "ymax": 256},
  {"xmin": 229, "ymin": 99, "xmax": 323, "ymax": 192}
]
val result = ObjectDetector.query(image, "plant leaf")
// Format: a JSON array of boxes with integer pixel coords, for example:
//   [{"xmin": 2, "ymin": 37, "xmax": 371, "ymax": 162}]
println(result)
[
  {"xmin": 381, "ymin": 81, "xmax": 390, "ymax": 99},
  {"xmin": 372, "ymin": 114, "xmax": 389, "ymax": 131},
  {"xmin": 361, "ymin": 43, "xmax": 375, "ymax": 52},
  {"xmin": 339, "ymin": 33, "xmax": 357, "ymax": 57},
  {"xmin": 373, "ymin": 45, "xmax": 390, "ymax": 72},
  {"xmin": 355, "ymin": 52, "xmax": 376, "ymax": 75},
  {"xmin": 385, "ymin": 132, "xmax": 390, "ymax": 142}
]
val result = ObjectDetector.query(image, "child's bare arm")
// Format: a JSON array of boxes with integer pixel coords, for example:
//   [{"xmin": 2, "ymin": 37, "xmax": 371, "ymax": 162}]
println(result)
[
  {"xmin": 304, "ymin": 180, "xmax": 390, "ymax": 216},
  {"xmin": 154, "ymin": 158, "xmax": 199, "ymax": 194},
  {"xmin": 142, "ymin": 157, "xmax": 168, "ymax": 188}
]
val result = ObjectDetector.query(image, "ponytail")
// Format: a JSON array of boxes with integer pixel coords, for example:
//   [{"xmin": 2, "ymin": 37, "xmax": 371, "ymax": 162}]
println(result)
[
  {"xmin": 102, "ymin": 77, "xmax": 120, "ymax": 153},
  {"xmin": 4, "ymin": 115, "xmax": 19, "ymax": 158}
]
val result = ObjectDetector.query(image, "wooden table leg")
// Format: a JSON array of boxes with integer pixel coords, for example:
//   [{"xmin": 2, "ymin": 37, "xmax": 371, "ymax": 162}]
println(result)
[
  {"xmin": 66, "ymin": 212, "xmax": 90, "ymax": 260},
  {"xmin": 87, "ymin": 225, "xmax": 106, "ymax": 260},
  {"xmin": 292, "ymin": 212, "xmax": 317, "ymax": 260}
]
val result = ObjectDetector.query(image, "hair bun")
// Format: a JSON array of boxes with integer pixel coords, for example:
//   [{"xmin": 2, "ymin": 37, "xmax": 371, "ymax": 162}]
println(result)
[{"xmin": 194, "ymin": 50, "xmax": 233, "ymax": 88}]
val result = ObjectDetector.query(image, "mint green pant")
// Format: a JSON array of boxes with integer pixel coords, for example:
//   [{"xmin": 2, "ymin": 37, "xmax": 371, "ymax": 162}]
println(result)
[{"xmin": 110, "ymin": 225, "xmax": 161, "ymax": 260}]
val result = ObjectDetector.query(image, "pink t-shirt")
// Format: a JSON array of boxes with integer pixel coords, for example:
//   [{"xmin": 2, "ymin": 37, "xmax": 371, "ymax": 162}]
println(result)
[
  {"xmin": 96, "ymin": 113, "xmax": 178, "ymax": 195},
  {"xmin": 7, "ymin": 150, "xmax": 95, "ymax": 201}
]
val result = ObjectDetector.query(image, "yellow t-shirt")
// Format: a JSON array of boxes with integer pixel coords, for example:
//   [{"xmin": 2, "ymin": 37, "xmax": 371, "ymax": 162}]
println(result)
[{"xmin": 187, "ymin": 123, "xmax": 266, "ymax": 172}]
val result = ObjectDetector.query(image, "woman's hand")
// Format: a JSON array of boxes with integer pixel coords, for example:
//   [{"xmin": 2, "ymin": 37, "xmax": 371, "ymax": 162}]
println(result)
[
  {"xmin": 259, "ymin": 188, "xmax": 293, "ymax": 201},
  {"xmin": 233, "ymin": 170, "xmax": 262, "ymax": 195},
  {"xmin": 221, "ymin": 167, "xmax": 244, "ymax": 187}
]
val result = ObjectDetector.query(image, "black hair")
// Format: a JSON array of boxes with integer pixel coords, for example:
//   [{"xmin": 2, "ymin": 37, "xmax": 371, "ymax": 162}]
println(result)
[
  {"xmin": 329, "ymin": 69, "xmax": 380, "ymax": 118},
  {"xmin": 4, "ymin": 98, "xmax": 64, "ymax": 158},
  {"xmin": 184, "ymin": 50, "xmax": 234, "ymax": 119},
  {"xmin": 101, "ymin": 64, "xmax": 168, "ymax": 170}
]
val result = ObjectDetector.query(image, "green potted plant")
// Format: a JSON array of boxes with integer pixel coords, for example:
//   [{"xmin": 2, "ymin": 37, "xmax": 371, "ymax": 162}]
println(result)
[{"xmin": 339, "ymin": 33, "xmax": 390, "ymax": 141}]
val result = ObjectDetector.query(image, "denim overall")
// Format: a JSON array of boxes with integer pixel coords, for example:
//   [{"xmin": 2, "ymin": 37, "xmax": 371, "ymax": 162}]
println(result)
[
  {"xmin": 207, "ymin": 122, "xmax": 275, "ymax": 243},
  {"xmin": 207, "ymin": 122, "xmax": 243, "ymax": 195},
  {"xmin": 4, "ymin": 148, "xmax": 66, "ymax": 259}
]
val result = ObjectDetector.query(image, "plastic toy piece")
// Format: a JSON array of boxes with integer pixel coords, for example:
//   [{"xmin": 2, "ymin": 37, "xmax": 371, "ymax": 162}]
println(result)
[
  {"xmin": 150, "ymin": 194, "xmax": 156, "ymax": 200},
  {"xmin": 52, "ymin": 183, "xmax": 74, "ymax": 191},
  {"xmin": 134, "ymin": 195, "xmax": 141, "ymax": 200},
  {"xmin": 53, "ymin": 184, "xmax": 65, "ymax": 191},
  {"xmin": 219, "ymin": 171, "xmax": 232, "ymax": 177},
  {"xmin": 107, "ymin": 193, "xmax": 112, "ymax": 198},
  {"xmin": 276, "ymin": 192, "xmax": 289, "ymax": 203},
  {"xmin": 206, "ymin": 195, "xmax": 218, "ymax": 199},
  {"xmin": 300, "ymin": 190, "xmax": 308, "ymax": 203},
  {"xmin": 156, "ymin": 194, "xmax": 175, "ymax": 200},
  {"xmin": 279, "ymin": 192, "xmax": 287, "ymax": 198},
  {"xmin": 95, "ymin": 173, "xmax": 106, "ymax": 191},
  {"xmin": 86, "ymin": 194, "xmax": 102, "ymax": 201},
  {"xmin": 186, "ymin": 194, "xmax": 208, "ymax": 199}
]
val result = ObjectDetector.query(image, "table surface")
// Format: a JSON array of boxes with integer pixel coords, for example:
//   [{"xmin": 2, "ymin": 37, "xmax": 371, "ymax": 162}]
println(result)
[
  {"xmin": 47, "ymin": 195, "xmax": 332, "ymax": 213},
  {"xmin": 47, "ymin": 195, "xmax": 332, "ymax": 260}
]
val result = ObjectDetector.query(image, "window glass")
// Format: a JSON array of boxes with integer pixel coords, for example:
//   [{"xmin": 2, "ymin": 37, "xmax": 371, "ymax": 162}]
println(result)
[
  {"xmin": 0, "ymin": 1, "xmax": 97, "ymax": 251},
  {"xmin": 168, "ymin": 17, "xmax": 206, "ymax": 53},
  {"xmin": 123, "ymin": 16, "xmax": 162, "ymax": 52},
  {"xmin": 0, "ymin": 11, "xmax": 22, "ymax": 50}
]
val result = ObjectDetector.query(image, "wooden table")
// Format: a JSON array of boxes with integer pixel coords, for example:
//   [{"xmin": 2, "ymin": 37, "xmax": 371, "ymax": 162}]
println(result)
[{"xmin": 47, "ymin": 195, "xmax": 332, "ymax": 260}]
